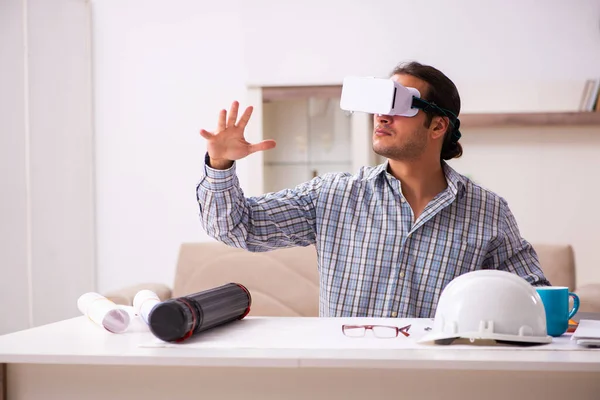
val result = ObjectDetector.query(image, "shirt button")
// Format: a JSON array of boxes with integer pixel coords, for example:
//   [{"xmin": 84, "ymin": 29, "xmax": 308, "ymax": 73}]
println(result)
[
  {"xmin": 391, "ymin": 311, "xmax": 398, "ymax": 317},
  {"xmin": 399, "ymin": 272, "xmax": 405, "ymax": 278},
  {"xmin": 400, "ymin": 197, "xmax": 406, "ymax": 203}
]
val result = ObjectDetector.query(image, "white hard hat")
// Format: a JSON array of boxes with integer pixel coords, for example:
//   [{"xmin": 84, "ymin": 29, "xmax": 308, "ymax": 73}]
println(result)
[{"xmin": 418, "ymin": 269, "xmax": 552, "ymax": 345}]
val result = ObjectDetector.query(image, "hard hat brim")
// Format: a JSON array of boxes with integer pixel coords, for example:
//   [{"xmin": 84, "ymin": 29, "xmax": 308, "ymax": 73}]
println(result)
[{"xmin": 417, "ymin": 331, "xmax": 553, "ymax": 346}]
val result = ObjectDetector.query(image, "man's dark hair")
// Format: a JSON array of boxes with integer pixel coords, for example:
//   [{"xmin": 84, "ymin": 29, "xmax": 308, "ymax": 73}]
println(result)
[{"xmin": 391, "ymin": 61, "xmax": 462, "ymax": 160}]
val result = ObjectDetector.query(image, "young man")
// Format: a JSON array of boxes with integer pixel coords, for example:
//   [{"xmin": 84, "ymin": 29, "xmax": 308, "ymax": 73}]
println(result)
[{"xmin": 196, "ymin": 61, "xmax": 550, "ymax": 318}]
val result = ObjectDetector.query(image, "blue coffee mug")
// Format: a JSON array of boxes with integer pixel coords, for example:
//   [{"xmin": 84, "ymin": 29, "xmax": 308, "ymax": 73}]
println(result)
[{"xmin": 536, "ymin": 286, "xmax": 580, "ymax": 337}]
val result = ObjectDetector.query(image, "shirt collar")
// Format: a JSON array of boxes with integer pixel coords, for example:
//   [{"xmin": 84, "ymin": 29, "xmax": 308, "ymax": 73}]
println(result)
[
  {"xmin": 370, "ymin": 159, "xmax": 467, "ymax": 197},
  {"xmin": 441, "ymin": 161, "xmax": 467, "ymax": 197}
]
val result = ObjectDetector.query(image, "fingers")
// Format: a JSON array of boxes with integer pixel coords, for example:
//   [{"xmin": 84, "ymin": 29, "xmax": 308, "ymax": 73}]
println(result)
[
  {"xmin": 248, "ymin": 139, "xmax": 276, "ymax": 154},
  {"xmin": 217, "ymin": 109, "xmax": 227, "ymax": 132},
  {"xmin": 216, "ymin": 101, "xmax": 252, "ymax": 132},
  {"xmin": 227, "ymin": 101, "xmax": 239, "ymax": 128},
  {"xmin": 199, "ymin": 129, "xmax": 214, "ymax": 140},
  {"xmin": 236, "ymin": 106, "xmax": 254, "ymax": 129}
]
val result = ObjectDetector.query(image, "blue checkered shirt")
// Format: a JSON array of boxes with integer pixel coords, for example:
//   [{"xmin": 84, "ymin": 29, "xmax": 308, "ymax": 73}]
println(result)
[{"xmin": 196, "ymin": 155, "xmax": 550, "ymax": 318}]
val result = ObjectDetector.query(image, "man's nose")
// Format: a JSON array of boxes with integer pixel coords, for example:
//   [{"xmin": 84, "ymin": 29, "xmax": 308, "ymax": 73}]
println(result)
[{"xmin": 375, "ymin": 113, "xmax": 393, "ymax": 124}]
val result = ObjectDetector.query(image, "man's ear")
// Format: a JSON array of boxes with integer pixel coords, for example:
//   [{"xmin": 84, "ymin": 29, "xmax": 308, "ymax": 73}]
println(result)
[{"xmin": 430, "ymin": 116, "xmax": 449, "ymax": 140}]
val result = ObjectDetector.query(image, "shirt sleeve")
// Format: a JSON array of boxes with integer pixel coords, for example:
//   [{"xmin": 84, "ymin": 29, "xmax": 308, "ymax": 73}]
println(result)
[
  {"xmin": 195, "ymin": 153, "xmax": 323, "ymax": 252},
  {"xmin": 484, "ymin": 199, "xmax": 551, "ymax": 286}
]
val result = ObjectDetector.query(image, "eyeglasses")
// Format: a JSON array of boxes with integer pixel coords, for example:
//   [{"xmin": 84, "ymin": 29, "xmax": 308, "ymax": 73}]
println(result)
[{"xmin": 342, "ymin": 324, "xmax": 411, "ymax": 338}]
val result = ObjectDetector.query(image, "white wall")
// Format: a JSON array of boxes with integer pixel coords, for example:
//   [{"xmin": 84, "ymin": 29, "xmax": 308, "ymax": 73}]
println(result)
[
  {"xmin": 241, "ymin": 0, "xmax": 600, "ymax": 111},
  {"xmin": 452, "ymin": 126, "xmax": 600, "ymax": 286},
  {"xmin": 0, "ymin": 0, "xmax": 30, "ymax": 334},
  {"xmin": 91, "ymin": 0, "xmax": 600, "ymax": 294},
  {"xmin": 91, "ymin": 0, "xmax": 250, "ymax": 293},
  {"xmin": 0, "ymin": 0, "xmax": 95, "ymax": 334}
]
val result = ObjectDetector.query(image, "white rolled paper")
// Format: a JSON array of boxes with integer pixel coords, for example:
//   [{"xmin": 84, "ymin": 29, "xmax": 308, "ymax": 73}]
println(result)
[
  {"xmin": 77, "ymin": 292, "xmax": 131, "ymax": 333},
  {"xmin": 133, "ymin": 289, "xmax": 161, "ymax": 324}
]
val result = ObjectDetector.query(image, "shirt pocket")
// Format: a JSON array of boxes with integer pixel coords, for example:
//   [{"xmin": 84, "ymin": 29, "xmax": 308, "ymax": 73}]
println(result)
[{"xmin": 451, "ymin": 240, "xmax": 487, "ymax": 274}]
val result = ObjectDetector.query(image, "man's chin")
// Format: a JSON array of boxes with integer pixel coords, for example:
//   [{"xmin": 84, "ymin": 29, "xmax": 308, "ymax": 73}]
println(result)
[
  {"xmin": 372, "ymin": 144, "xmax": 391, "ymax": 158},
  {"xmin": 373, "ymin": 145, "xmax": 413, "ymax": 161}
]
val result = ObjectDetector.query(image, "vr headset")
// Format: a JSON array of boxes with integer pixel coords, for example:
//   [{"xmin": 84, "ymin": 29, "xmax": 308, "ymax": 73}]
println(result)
[{"xmin": 339, "ymin": 76, "xmax": 461, "ymax": 141}]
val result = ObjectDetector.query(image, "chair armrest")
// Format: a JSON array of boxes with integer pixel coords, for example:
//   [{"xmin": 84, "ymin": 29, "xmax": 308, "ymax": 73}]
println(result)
[
  {"xmin": 104, "ymin": 282, "xmax": 172, "ymax": 306},
  {"xmin": 575, "ymin": 283, "xmax": 600, "ymax": 313}
]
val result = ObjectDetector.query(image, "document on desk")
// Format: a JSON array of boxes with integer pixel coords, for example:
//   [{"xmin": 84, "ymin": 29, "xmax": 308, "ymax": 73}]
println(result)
[
  {"xmin": 137, "ymin": 317, "xmax": 597, "ymax": 351},
  {"xmin": 571, "ymin": 319, "xmax": 600, "ymax": 347}
]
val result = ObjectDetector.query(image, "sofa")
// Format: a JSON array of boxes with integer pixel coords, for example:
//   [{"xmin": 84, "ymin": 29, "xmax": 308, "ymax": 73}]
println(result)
[{"xmin": 104, "ymin": 241, "xmax": 600, "ymax": 315}]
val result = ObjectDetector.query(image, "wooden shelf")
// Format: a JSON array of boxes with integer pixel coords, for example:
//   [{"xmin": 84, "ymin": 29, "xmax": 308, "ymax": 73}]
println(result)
[{"xmin": 460, "ymin": 111, "xmax": 600, "ymax": 128}]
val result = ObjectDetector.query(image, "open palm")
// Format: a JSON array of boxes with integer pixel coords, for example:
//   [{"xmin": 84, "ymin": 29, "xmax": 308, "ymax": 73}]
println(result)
[{"xmin": 200, "ymin": 101, "xmax": 276, "ymax": 162}]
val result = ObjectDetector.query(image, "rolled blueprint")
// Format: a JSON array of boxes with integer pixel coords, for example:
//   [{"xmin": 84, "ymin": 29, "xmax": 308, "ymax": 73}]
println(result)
[
  {"xmin": 133, "ymin": 289, "xmax": 161, "ymax": 324},
  {"xmin": 77, "ymin": 292, "xmax": 130, "ymax": 333}
]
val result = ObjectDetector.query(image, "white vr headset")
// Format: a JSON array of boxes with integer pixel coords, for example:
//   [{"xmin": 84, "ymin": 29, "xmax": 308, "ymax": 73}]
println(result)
[
  {"xmin": 340, "ymin": 76, "xmax": 423, "ymax": 117},
  {"xmin": 339, "ymin": 76, "xmax": 462, "ymax": 141}
]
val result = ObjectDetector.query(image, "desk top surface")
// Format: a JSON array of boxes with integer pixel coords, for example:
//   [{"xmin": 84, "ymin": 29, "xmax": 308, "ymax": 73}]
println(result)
[{"xmin": 0, "ymin": 315, "xmax": 599, "ymax": 371}]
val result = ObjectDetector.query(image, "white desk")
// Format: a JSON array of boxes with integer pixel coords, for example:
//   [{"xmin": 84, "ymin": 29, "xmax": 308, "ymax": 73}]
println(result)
[{"xmin": 0, "ymin": 315, "xmax": 599, "ymax": 400}]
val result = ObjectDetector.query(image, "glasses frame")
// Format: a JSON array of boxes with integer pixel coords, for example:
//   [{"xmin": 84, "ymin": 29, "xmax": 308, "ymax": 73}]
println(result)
[{"xmin": 341, "ymin": 324, "xmax": 411, "ymax": 338}]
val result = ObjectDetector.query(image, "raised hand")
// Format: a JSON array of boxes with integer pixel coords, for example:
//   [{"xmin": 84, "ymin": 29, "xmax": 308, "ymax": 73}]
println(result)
[{"xmin": 199, "ymin": 101, "xmax": 276, "ymax": 169}]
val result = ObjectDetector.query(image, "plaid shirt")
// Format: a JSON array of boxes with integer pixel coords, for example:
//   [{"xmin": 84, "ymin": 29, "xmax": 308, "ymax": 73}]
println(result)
[{"xmin": 196, "ymin": 154, "xmax": 550, "ymax": 318}]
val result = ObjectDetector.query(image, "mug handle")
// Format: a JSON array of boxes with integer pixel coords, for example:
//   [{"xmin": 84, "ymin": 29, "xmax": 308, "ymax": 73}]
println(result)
[{"xmin": 568, "ymin": 292, "xmax": 580, "ymax": 319}]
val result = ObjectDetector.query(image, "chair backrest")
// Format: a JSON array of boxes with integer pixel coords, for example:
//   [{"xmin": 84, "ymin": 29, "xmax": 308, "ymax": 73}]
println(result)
[
  {"xmin": 531, "ymin": 243, "xmax": 576, "ymax": 291},
  {"xmin": 172, "ymin": 241, "xmax": 320, "ymax": 317},
  {"xmin": 171, "ymin": 241, "xmax": 576, "ymax": 317}
]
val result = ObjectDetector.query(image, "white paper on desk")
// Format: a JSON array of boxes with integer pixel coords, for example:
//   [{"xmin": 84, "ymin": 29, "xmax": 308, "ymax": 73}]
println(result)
[
  {"xmin": 138, "ymin": 317, "xmax": 596, "ymax": 351},
  {"xmin": 572, "ymin": 320, "xmax": 600, "ymax": 340}
]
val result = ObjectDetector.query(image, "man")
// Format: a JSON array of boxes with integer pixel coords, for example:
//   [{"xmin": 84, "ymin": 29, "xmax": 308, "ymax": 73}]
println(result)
[{"xmin": 196, "ymin": 61, "xmax": 550, "ymax": 318}]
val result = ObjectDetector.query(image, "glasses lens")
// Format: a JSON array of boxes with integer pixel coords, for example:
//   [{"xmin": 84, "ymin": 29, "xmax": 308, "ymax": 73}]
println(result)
[
  {"xmin": 343, "ymin": 326, "xmax": 366, "ymax": 337},
  {"xmin": 372, "ymin": 326, "xmax": 398, "ymax": 338}
]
